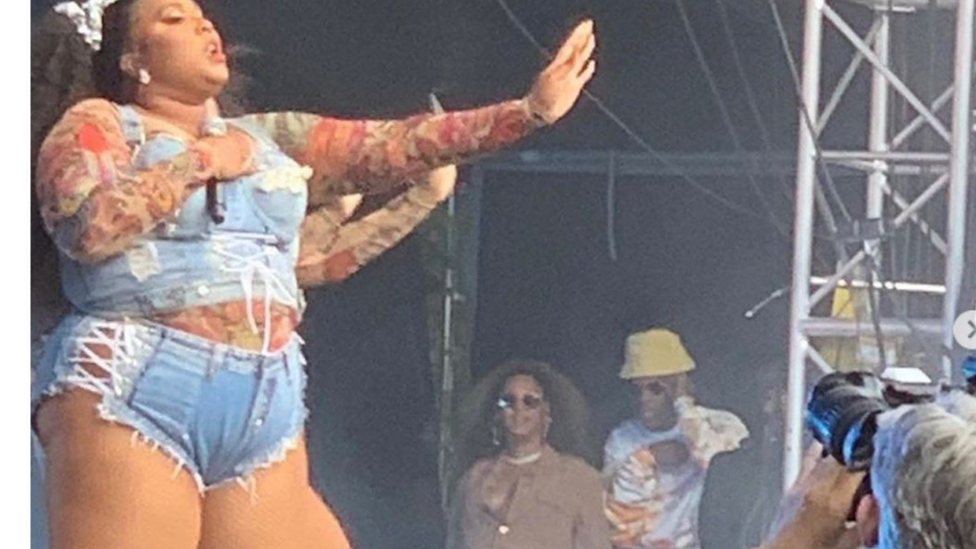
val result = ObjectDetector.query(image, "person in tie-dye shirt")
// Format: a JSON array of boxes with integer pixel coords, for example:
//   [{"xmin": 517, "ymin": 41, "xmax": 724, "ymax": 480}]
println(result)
[{"xmin": 603, "ymin": 329, "xmax": 748, "ymax": 549}]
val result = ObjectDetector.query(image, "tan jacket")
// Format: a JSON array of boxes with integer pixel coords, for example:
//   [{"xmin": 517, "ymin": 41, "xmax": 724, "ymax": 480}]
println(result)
[{"xmin": 447, "ymin": 446, "xmax": 611, "ymax": 549}]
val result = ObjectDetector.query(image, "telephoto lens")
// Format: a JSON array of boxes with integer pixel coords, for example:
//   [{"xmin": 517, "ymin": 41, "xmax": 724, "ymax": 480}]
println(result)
[{"xmin": 806, "ymin": 371, "xmax": 889, "ymax": 470}]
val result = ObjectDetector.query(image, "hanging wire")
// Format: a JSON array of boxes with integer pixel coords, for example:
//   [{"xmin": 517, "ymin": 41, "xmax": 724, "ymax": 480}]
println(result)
[
  {"xmin": 607, "ymin": 150, "xmax": 619, "ymax": 262},
  {"xmin": 765, "ymin": 0, "xmax": 854, "ymax": 227},
  {"xmin": 673, "ymin": 0, "xmax": 791, "ymax": 239},
  {"xmin": 491, "ymin": 0, "xmax": 781, "ymax": 223},
  {"xmin": 712, "ymin": 0, "xmax": 798, "ymax": 208}
]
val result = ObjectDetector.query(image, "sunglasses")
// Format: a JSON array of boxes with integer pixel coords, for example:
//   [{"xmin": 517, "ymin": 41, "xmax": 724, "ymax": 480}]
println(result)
[
  {"xmin": 496, "ymin": 393, "xmax": 545, "ymax": 410},
  {"xmin": 634, "ymin": 381, "xmax": 668, "ymax": 396}
]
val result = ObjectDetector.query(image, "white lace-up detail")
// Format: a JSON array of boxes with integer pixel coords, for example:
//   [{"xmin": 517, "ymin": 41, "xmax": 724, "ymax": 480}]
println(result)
[
  {"xmin": 213, "ymin": 235, "xmax": 299, "ymax": 354},
  {"xmin": 64, "ymin": 319, "xmax": 141, "ymax": 396}
]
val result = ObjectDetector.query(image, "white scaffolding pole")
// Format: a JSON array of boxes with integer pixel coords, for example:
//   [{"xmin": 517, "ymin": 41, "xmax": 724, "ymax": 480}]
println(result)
[
  {"xmin": 785, "ymin": 0, "xmax": 824, "ymax": 490},
  {"xmin": 943, "ymin": 0, "xmax": 974, "ymax": 382},
  {"xmin": 786, "ymin": 0, "xmax": 975, "ymax": 489}
]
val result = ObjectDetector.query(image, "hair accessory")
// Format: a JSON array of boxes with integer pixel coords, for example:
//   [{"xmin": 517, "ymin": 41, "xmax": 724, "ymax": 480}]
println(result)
[{"xmin": 53, "ymin": 0, "xmax": 122, "ymax": 51}]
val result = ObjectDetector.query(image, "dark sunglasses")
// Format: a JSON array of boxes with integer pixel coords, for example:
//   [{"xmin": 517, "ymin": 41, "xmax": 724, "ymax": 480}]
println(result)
[
  {"xmin": 497, "ymin": 393, "xmax": 545, "ymax": 410},
  {"xmin": 634, "ymin": 381, "xmax": 668, "ymax": 396}
]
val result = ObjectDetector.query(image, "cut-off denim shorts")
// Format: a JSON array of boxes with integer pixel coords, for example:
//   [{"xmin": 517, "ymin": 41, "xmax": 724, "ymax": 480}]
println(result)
[{"xmin": 31, "ymin": 313, "xmax": 308, "ymax": 492}]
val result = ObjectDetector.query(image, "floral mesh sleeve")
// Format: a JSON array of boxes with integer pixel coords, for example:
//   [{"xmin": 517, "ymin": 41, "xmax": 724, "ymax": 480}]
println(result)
[
  {"xmin": 241, "ymin": 98, "xmax": 543, "ymax": 205},
  {"xmin": 296, "ymin": 182, "xmax": 442, "ymax": 287},
  {"xmin": 36, "ymin": 99, "xmax": 213, "ymax": 263}
]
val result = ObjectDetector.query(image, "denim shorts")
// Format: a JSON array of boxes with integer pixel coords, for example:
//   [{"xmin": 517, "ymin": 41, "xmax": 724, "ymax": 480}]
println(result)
[{"xmin": 32, "ymin": 313, "xmax": 308, "ymax": 492}]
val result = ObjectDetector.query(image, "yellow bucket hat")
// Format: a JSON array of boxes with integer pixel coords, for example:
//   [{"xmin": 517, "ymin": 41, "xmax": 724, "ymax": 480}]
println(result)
[{"xmin": 619, "ymin": 328, "xmax": 696, "ymax": 379}]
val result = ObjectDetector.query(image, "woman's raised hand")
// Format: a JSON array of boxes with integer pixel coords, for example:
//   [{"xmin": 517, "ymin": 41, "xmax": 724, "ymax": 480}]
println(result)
[{"xmin": 526, "ymin": 19, "xmax": 597, "ymax": 125}]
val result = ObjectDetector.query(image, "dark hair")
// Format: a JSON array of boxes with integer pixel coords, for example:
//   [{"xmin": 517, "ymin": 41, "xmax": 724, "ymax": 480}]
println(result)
[
  {"xmin": 449, "ymin": 359, "xmax": 596, "ymax": 493},
  {"xmin": 93, "ymin": 0, "xmax": 140, "ymax": 104},
  {"xmin": 31, "ymin": 9, "xmax": 100, "ymax": 333},
  {"xmin": 30, "ymin": 2, "xmax": 141, "ymax": 334}
]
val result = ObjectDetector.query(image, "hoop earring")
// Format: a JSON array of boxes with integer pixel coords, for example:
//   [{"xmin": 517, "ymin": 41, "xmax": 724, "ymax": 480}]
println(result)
[
  {"xmin": 138, "ymin": 69, "xmax": 152, "ymax": 85},
  {"xmin": 491, "ymin": 421, "xmax": 502, "ymax": 448}
]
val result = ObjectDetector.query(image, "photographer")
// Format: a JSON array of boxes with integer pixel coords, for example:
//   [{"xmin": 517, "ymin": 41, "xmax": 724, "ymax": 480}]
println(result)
[{"xmin": 761, "ymin": 390, "xmax": 976, "ymax": 549}]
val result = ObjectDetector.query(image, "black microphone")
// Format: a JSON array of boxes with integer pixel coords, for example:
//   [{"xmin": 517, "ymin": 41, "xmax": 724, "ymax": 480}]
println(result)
[
  {"xmin": 206, "ymin": 178, "xmax": 225, "ymax": 224},
  {"xmin": 201, "ymin": 112, "xmax": 228, "ymax": 225}
]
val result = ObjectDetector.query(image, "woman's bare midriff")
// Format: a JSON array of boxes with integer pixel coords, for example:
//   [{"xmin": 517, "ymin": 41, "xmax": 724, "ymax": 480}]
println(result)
[{"xmin": 153, "ymin": 298, "xmax": 298, "ymax": 352}]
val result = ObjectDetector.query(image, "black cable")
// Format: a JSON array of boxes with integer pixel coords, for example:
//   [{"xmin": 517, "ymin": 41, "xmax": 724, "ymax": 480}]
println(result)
[
  {"xmin": 673, "ymin": 0, "xmax": 790, "ymax": 238},
  {"xmin": 492, "ymin": 0, "xmax": 778, "ymax": 222}
]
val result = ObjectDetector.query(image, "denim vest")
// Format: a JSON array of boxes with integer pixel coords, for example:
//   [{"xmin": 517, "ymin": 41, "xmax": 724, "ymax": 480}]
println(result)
[{"xmin": 59, "ymin": 105, "xmax": 310, "ymax": 347}]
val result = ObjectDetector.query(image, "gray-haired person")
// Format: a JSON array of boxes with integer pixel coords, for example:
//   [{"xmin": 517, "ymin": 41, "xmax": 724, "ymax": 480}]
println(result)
[{"xmin": 760, "ymin": 391, "xmax": 976, "ymax": 549}]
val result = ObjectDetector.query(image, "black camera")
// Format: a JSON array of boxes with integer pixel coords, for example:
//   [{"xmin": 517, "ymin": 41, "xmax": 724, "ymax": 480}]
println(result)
[
  {"xmin": 806, "ymin": 371, "xmax": 889, "ymax": 470},
  {"xmin": 806, "ymin": 364, "xmax": 967, "ymax": 517},
  {"xmin": 806, "ymin": 366, "xmax": 943, "ymax": 469}
]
